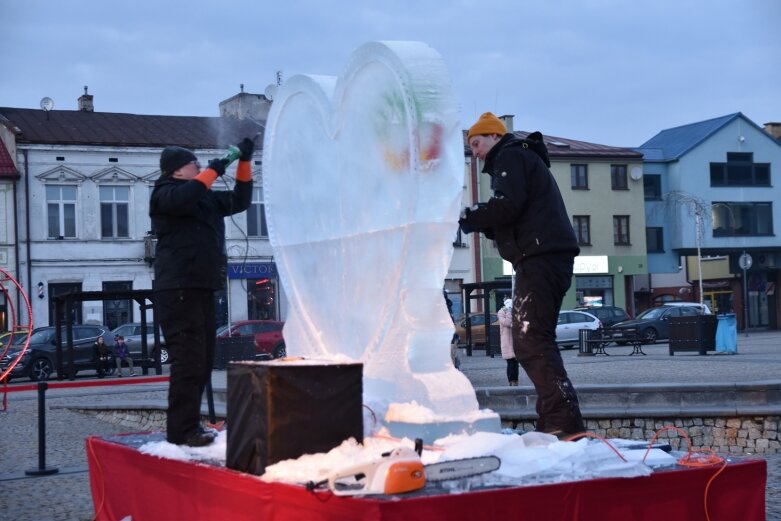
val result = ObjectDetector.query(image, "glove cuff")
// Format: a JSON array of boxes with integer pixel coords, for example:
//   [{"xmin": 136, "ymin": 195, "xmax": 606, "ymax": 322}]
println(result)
[
  {"xmin": 195, "ymin": 169, "xmax": 218, "ymax": 188},
  {"xmin": 236, "ymin": 161, "xmax": 252, "ymax": 182}
]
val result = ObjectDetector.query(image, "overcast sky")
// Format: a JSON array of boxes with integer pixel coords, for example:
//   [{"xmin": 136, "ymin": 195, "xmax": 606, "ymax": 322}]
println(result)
[{"xmin": 2, "ymin": 0, "xmax": 779, "ymax": 147}]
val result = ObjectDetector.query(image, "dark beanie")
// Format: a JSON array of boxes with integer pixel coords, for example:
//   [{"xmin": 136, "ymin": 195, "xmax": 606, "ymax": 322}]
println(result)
[{"xmin": 159, "ymin": 146, "xmax": 197, "ymax": 175}]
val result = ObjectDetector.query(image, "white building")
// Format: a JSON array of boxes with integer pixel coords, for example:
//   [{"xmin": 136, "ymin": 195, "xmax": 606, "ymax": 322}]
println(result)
[{"xmin": 0, "ymin": 89, "xmax": 275, "ymax": 330}]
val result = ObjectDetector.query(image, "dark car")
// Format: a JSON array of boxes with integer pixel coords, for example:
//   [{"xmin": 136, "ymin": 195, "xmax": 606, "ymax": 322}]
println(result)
[
  {"xmin": 573, "ymin": 305, "xmax": 630, "ymax": 328},
  {"xmin": 0, "ymin": 325, "xmax": 114, "ymax": 381},
  {"xmin": 609, "ymin": 304, "xmax": 705, "ymax": 344},
  {"xmin": 111, "ymin": 323, "xmax": 169, "ymax": 364},
  {"xmin": 215, "ymin": 320, "xmax": 286, "ymax": 359}
]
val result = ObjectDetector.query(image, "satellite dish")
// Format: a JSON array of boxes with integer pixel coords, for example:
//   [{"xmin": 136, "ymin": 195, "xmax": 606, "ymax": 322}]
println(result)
[
  {"xmin": 40, "ymin": 97, "xmax": 54, "ymax": 111},
  {"xmin": 264, "ymin": 84, "xmax": 278, "ymax": 101},
  {"xmin": 630, "ymin": 166, "xmax": 643, "ymax": 181}
]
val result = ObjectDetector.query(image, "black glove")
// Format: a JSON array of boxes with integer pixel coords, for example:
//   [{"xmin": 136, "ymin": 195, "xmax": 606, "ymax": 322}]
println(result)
[
  {"xmin": 208, "ymin": 158, "xmax": 226, "ymax": 177},
  {"xmin": 458, "ymin": 207, "xmax": 474, "ymax": 234},
  {"xmin": 237, "ymin": 137, "xmax": 255, "ymax": 162},
  {"xmin": 459, "ymin": 218, "xmax": 474, "ymax": 234}
]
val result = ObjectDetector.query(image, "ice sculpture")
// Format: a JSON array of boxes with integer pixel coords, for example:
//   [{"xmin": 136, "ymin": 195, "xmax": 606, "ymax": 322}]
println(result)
[{"xmin": 263, "ymin": 41, "xmax": 497, "ymax": 430}]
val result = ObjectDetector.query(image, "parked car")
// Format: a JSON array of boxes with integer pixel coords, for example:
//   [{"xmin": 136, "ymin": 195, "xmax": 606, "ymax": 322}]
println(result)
[
  {"xmin": 609, "ymin": 304, "xmax": 706, "ymax": 344},
  {"xmin": 111, "ymin": 323, "xmax": 169, "ymax": 364},
  {"xmin": 572, "ymin": 305, "xmax": 630, "ymax": 328},
  {"xmin": 0, "ymin": 325, "xmax": 114, "ymax": 381},
  {"xmin": 454, "ymin": 313, "xmax": 498, "ymax": 346},
  {"xmin": 661, "ymin": 302, "xmax": 713, "ymax": 314},
  {"xmin": 215, "ymin": 320, "xmax": 286, "ymax": 359},
  {"xmin": 556, "ymin": 310, "xmax": 602, "ymax": 349},
  {"xmin": 0, "ymin": 329, "xmax": 30, "ymax": 349}
]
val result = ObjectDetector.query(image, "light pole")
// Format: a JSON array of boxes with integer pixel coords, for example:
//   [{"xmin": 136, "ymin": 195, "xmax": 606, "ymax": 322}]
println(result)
[{"xmin": 739, "ymin": 251, "xmax": 752, "ymax": 337}]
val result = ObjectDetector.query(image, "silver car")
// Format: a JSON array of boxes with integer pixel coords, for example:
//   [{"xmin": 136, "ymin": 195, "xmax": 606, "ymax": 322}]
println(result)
[{"xmin": 556, "ymin": 310, "xmax": 602, "ymax": 349}]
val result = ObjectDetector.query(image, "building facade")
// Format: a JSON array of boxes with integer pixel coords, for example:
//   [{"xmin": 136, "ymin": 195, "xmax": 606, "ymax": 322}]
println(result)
[
  {"xmin": 637, "ymin": 112, "xmax": 781, "ymax": 330},
  {"xmin": 0, "ymin": 90, "xmax": 274, "ymax": 331}
]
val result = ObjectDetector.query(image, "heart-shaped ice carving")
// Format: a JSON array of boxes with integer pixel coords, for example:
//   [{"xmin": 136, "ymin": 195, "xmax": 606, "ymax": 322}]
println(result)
[{"xmin": 263, "ymin": 41, "xmax": 478, "ymax": 417}]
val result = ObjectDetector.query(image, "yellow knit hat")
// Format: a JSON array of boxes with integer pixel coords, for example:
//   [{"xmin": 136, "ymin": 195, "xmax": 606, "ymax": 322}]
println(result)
[{"xmin": 467, "ymin": 112, "xmax": 507, "ymax": 140}]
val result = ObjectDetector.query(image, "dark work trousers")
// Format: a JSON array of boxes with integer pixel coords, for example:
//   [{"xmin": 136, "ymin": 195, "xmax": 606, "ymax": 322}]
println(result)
[
  {"xmin": 512, "ymin": 255, "xmax": 585, "ymax": 434},
  {"xmin": 155, "ymin": 288, "xmax": 216, "ymax": 444}
]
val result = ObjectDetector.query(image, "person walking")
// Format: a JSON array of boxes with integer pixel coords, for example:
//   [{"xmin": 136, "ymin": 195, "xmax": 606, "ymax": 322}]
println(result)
[
  {"xmin": 114, "ymin": 335, "xmax": 135, "ymax": 377},
  {"xmin": 459, "ymin": 112, "xmax": 585, "ymax": 438},
  {"xmin": 150, "ymin": 138, "xmax": 254, "ymax": 447},
  {"xmin": 497, "ymin": 298, "xmax": 519, "ymax": 386}
]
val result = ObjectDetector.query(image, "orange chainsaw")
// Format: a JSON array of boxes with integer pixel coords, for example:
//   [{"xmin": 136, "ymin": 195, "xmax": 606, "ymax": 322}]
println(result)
[{"xmin": 324, "ymin": 446, "xmax": 501, "ymax": 496}]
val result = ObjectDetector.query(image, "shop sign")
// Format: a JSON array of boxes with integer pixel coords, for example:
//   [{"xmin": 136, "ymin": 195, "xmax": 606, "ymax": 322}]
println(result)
[
  {"xmin": 228, "ymin": 262, "xmax": 277, "ymax": 279},
  {"xmin": 573, "ymin": 256, "xmax": 608, "ymax": 274}
]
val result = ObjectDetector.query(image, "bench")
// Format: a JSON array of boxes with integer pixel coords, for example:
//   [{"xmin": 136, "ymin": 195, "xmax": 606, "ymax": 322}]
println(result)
[{"xmin": 580, "ymin": 327, "xmax": 646, "ymax": 356}]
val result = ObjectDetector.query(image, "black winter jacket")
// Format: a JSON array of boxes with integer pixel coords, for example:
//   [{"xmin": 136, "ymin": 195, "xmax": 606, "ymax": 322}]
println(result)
[
  {"xmin": 150, "ymin": 175, "xmax": 252, "ymax": 291},
  {"xmin": 461, "ymin": 133, "xmax": 579, "ymax": 267}
]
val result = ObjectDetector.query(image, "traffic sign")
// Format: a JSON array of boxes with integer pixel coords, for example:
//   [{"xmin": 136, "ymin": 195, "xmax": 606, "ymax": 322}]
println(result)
[{"xmin": 739, "ymin": 253, "xmax": 753, "ymax": 270}]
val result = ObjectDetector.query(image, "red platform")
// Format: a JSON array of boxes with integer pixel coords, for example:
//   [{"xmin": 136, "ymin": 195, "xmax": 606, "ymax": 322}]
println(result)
[{"xmin": 86, "ymin": 435, "xmax": 766, "ymax": 521}]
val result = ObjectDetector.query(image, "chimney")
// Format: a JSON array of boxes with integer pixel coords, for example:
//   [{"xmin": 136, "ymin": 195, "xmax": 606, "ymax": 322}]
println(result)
[
  {"xmin": 499, "ymin": 114, "xmax": 514, "ymax": 132},
  {"xmin": 78, "ymin": 85, "xmax": 94, "ymax": 112},
  {"xmin": 763, "ymin": 122, "xmax": 781, "ymax": 140},
  {"xmin": 219, "ymin": 84, "xmax": 271, "ymax": 122}
]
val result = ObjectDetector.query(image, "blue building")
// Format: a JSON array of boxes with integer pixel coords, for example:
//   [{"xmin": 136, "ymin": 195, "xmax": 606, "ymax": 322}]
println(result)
[{"xmin": 636, "ymin": 113, "xmax": 781, "ymax": 330}]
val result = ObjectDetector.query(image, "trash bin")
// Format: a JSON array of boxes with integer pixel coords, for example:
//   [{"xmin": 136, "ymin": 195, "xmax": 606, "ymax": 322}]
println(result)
[
  {"xmin": 669, "ymin": 314, "xmax": 717, "ymax": 355},
  {"xmin": 715, "ymin": 313, "xmax": 738, "ymax": 354},
  {"xmin": 578, "ymin": 328, "xmax": 594, "ymax": 356}
]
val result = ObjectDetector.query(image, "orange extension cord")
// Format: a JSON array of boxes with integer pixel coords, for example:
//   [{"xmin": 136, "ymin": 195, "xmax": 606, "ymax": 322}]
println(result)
[{"xmin": 566, "ymin": 426, "xmax": 727, "ymax": 521}]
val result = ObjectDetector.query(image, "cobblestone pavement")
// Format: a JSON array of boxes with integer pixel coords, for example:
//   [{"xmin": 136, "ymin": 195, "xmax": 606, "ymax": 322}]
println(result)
[{"xmin": 1, "ymin": 331, "xmax": 779, "ymax": 520}]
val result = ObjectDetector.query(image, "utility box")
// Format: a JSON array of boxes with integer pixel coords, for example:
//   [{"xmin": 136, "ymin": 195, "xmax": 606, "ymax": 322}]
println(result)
[
  {"xmin": 668, "ymin": 315, "xmax": 717, "ymax": 355},
  {"xmin": 226, "ymin": 360, "xmax": 363, "ymax": 475}
]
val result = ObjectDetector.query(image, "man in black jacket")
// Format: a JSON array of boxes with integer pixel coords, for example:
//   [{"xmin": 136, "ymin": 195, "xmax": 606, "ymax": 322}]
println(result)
[
  {"xmin": 150, "ymin": 138, "xmax": 254, "ymax": 446},
  {"xmin": 459, "ymin": 112, "xmax": 585, "ymax": 438}
]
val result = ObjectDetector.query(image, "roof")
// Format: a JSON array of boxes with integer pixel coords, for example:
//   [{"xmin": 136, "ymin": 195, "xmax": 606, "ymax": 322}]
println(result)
[
  {"xmin": 462, "ymin": 130, "xmax": 642, "ymax": 161},
  {"xmin": 635, "ymin": 112, "xmax": 742, "ymax": 161},
  {"xmin": 0, "ymin": 107, "xmax": 264, "ymax": 150},
  {"xmin": 514, "ymin": 131, "xmax": 643, "ymax": 160},
  {"xmin": 0, "ymin": 138, "xmax": 18, "ymax": 179}
]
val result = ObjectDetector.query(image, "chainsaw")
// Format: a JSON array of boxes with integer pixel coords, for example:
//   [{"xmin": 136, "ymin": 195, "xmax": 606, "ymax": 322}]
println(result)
[{"xmin": 323, "ymin": 446, "xmax": 501, "ymax": 496}]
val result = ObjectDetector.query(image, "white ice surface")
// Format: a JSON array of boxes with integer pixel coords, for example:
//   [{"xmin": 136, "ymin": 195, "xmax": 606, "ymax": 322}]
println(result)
[{"xmin": 138, "ymin": 429, "xmax": 670, "ymax": 492}]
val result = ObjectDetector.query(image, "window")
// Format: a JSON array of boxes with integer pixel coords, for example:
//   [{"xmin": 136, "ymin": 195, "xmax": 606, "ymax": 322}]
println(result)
[
  {"xmin": 613, "ymin": 215, "xmax": 630, "ymax": 245},
  {"xmin": 712, "ymin": 202, "xmax": 773, "ymax": 237},
  {"xmin": 573, "ymin": 216, "xmax": 590, "ymax": 245},
  {"xmin": 103, "ymin": 281, "xmax": 132, "ymax": 330},
  {"xmin": 710, "ymin": 152, "xmax": 771, "ymax": 187},
  {"xmin": 571, "ymin": 164, "xmax": 588, "ymax": 189},
  {"xmin": 611, "ymin": 165, "xmax": 628, "ymax": 190},
  {"xmin": 646, "ymin": 227, "xmax": 664, "ymax": 253},
  {"xmin": 100, "ymin": 186, "xmax": 129, "ymax": 238},
  {"xmin": 247, "ymin": 187, "xmax": 268, "ymax": 238},
  {"xmin": 643, "ymin": 174, "xmax": 662, "ymax": 200},
  {"xmin": 46, "ymin": 185, "xmax": 77, "ymax": 238},
  {"xmin": 48, "ymin": 282, "xmax": 83, "ymax": 324}
]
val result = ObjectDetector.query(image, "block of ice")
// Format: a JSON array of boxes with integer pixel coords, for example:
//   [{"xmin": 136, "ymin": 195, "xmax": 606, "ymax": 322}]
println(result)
[{"xmin": 262, "ymin": 41, "xmax": 483, "ymax": 422}]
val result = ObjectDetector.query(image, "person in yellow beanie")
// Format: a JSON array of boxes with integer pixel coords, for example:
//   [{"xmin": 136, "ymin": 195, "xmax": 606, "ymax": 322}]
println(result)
[{"xmin": 459, "ymin": 112, "xmax": 584, "ymax": 439}]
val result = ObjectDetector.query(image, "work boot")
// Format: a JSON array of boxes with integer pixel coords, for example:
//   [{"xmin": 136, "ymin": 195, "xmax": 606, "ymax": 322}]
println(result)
[{"xmin": 183, "ymin": 428, "xmax": 216, "ymax": 447}]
